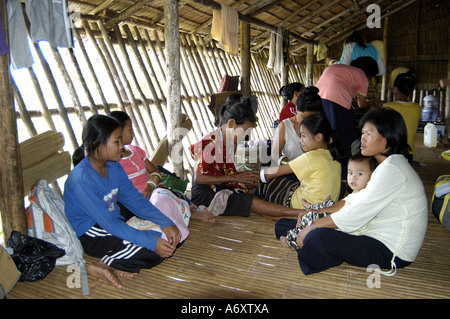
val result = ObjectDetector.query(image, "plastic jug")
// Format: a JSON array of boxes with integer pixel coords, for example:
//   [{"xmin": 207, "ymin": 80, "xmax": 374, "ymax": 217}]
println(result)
[{"xmin": 424, "ymin": 123, "xmax": 437, "ymax": 147}]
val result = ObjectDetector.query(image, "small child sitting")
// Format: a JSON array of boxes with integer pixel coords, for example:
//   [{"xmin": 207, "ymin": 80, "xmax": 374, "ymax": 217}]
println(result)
[{"xmin": 281, "ymin": 153, "xmax": 378, "ymax": 250}]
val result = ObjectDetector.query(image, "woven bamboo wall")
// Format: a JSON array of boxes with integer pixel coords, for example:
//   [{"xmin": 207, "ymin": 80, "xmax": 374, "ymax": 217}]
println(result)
[
  {"xmin": 385, "ymin": 0, "xmax": 449, "ymax": 91},
  {"xmin": 12, "ymin": 20, "xmax": 299, "ymax": 185}
]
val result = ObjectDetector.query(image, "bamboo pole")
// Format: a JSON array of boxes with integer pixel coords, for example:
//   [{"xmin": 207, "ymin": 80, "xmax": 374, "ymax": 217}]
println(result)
[
  {"xmin": 190, "ymin": 34, "xmax": 215, "ymax": 93},
  {"xmin": 30, "ymin": 42, "xmax": 78, "ymax": 150},
  {"xmin": 73, "ymin": 28, "xmax": 110, "ymax": 114},
  {"xmin": 82, "ymin": 20, "xmax": 148, "ymax": 154},
  {"xmin": 305, "ymin": 43, "xmax": 314, "ymax": 87},
  {"xmin": 184, "ymin": 34, "xmax": 213, "ymax": 95},
  {"xmin": 81, "ymin": 20, "xmax": 124, "ymax": 112},
  {"xmin": 24, "ymin": 67, "xmax": 57, "ymax": 131},
  {"xmin": 180, "ymin": 37, "xmax": 214, "ymax": 132},
  {"xmin": 165, "ymin": 0, "xmax": 184, "ymax": 178},
  {"xmin": 48, "ymin": 45, "xmax": 87, "ymax": 124},
  {"xmin": 381, "ymin": 17, "xmax": 389, "ymax": 102},
  {"xmin": 113, "ymin": 24, "xmax": 161, "ymax": 145},
  {"xmin": 250, "ymin": 55, "xmax": 275, "ymax": 138},
  {"xmin": 199, "ymin": 37, "xmax": 222, "ymax": 87},
  {"xmin": 143, "ymin": 29, "xmax": 167, "ymax": 84},
  {"xmin": 133, "ymin": 26, "xmax": 165, "ymax": 101},
  {"xmin": 123, "ymin": 24, "xmax": 166, "ymax": 124},
  {"xmin": 99, "ymin": 22, "xmax": 154, "ymax": 151},
  {"xmin": 181, "ymin": 34, "xmax": 209, "ymax": 99},
  {"xmin": 446, "ymin": 31, "xmax": 450, "ymax": 126},
  {"xmin": 178, "ymin": 45, "xmax": 208, "ymax": 137},
  {"xmin": 65, "ymin": 47, "xmax": 98, "ymax": 116},
  {"xmin": 0, "ymin": 0, "xmax": 26, "ymax": 238},
  {"xmin": 12, "ymin": 79, "xmax": 37, "ymax": 137}
]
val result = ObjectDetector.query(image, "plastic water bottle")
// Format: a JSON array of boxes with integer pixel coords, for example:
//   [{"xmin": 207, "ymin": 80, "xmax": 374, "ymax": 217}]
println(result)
[{"xmin": 424, "ymin": 123, "xmax": 437, "ymax": 147}]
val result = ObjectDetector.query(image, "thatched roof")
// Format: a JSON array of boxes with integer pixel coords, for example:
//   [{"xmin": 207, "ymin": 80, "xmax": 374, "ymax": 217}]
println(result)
[{"xmin": 70, "ymin": 0, "xmax": 430, "ymax": 55}]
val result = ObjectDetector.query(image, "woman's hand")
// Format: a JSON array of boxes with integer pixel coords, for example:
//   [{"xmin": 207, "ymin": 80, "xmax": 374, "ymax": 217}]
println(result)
[
  {"xmin": 142, "ymin": 185, "xmax": 155, "ymax": 199},
  {"xmin": 235, "ymin": 170, "xmax": 260, "ymax": 187},
  {"xmin": 154, "ymin": 237, "xmax": 176, "ymax": 258},
  {"xmin": 296, "ymin": 226, "xmax": 313, "ymax": 249},
  {"xmin": 162, "ymin": 225, "xmax": 181, "ymax": 248}
]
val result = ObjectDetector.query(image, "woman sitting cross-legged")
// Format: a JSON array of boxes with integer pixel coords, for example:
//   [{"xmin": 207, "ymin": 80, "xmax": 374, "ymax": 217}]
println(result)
[
  {"xmin": 274, "ymin": 108, "xmax": 428, "ymax": 275},
  {"xmin": 190, "ymin": 97, "xmax": 303, "ymax": 221}
]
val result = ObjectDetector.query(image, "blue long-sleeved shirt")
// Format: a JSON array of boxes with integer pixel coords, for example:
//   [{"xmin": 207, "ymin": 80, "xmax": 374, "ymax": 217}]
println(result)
[{"xmin": 64, "ymin": 157, "xmax": 174, "ymax": 252}]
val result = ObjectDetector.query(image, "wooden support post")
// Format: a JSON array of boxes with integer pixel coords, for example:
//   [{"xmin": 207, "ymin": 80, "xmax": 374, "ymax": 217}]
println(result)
[
  {"xmin": 280, "ymin": 65, "xmax": 289, "ymax": 109},
  {"xmin": 240, "ymin": 21, "xmax": 251, "ymax": 97},
  {"xmin": 305, "ymin": 43, "xmax": 314, "ymax": 87},
  {"xmin": 446, "ymin": 31, "xmax": 450, "ymax": 131},
  {"xmin": 0, "ymin": 0, "xmax": 26, "ymax": 239},
  {"xmin": 165, "ymin": 0, "xmax": 184, "ymax": 178},
  {"xmin": 381, "ymin": 17, "xmax": 389, "ymax": 102}
]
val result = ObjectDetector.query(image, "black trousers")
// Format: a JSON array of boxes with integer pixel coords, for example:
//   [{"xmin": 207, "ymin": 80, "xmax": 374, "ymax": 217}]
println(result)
[
  {"xmin": 275, "ymin": 218, "xmax": 411, "ymax": 275},
  {"xmin": 79, "ymin": 203, "xmax": 163, "ymax": 273},
  {"xmin": 79, "ymin": 226, "xmax": 164, "ymax": 274}
]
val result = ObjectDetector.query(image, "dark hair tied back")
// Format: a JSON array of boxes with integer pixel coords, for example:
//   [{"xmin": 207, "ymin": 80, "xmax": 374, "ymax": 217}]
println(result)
[
  {"xmin": 394, "ymin": 71, "xmax": 416, "ymax": 96},
  {"xmin": 301, "ymin": 113, "xmax": 344, "ymax": 162},
  {"xmin": 72, "ymin": 114, "xmax": 121, "ymax": 166},
  {"xmin": 221, "ymin": 97, "xmax": 257, "ymax": 125},
  {"xmin": 297, "ymin": 86, "xmax": 323, "ymax": 113}
]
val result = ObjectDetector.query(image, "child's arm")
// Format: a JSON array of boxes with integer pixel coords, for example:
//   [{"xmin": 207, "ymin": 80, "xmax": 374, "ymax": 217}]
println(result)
[
  {"xmin": 261, "ymin": 163, "xmax": 293, "ymax": 181},
  {"xmin": 307, "ymin": 200, "xmax": 346, "ymax": 214},
  {"xmin": 271, "ymin": 120, "xmax": 286, "ymax": 162},
  {"xmin": 193, "ymin": 164, "xmax": 260, "ymax": 186},
  {"xmin": 142, "ymin": 159, "xmax": 160, "ymax": 198}
]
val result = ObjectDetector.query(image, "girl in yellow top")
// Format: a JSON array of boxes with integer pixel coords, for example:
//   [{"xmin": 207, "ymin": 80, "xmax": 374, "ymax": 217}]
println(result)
[
  {"xmin": 257, "ymin": 113, "xmax": 343, "ymax": 209},
  {"xmin": 383, "ymin": 71, "xmax": 421, "ymax": 162}
]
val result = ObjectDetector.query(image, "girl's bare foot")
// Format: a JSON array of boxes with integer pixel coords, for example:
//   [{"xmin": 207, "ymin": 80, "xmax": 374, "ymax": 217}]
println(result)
[
  {"xmin": 191, "ymin": 209, "xmax": 216, "ymax": 223},
  {"xmin": 87, "ymin": 261, "xmax": 123, "ymax": 289},
  {"xmin": 115, "ymin": 270, "xmax": 138, "ymax": 278},
  {"xmin": 279, "ymin": 236, "xmax": 289, "ymax": 248}
]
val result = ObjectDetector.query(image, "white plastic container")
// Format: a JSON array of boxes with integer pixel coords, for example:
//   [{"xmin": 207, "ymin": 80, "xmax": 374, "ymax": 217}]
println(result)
[{"xmin": 424, "ymin": 123, "xmax": 437, "ymax": 147}]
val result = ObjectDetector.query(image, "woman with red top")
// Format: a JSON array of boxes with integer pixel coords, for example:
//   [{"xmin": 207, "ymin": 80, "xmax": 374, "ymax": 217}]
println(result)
[
  {"xmin": 190, "ymin": 97, "xmax": 304, "ymax": 221},
  {"xmin": 278, "ymin": 82, "xmax": 304, "ymax": 122}
]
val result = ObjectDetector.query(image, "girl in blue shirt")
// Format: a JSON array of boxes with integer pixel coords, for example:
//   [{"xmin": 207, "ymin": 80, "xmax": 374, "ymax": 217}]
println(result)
[{"xmin": 65, "ymin": 114, "xmax": 181, "ymax": 289}]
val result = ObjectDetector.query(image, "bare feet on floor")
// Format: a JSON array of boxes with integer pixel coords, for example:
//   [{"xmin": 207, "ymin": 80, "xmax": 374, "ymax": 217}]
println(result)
[
  {"xmin": 190, "ymin": 208, "xmax": 216, "ymax": 223},
  {"xmin": 87, "ymin": 261, "xmax": 137, "ymax": 289}
]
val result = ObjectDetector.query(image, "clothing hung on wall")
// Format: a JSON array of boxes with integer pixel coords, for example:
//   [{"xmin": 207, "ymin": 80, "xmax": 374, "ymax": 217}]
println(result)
[
  {"xmin": 211, "ymin": 4, "xmax": 239, "ymax": 56},
  {"xmin": 7, "ymin": 0, "xmax": 73, "ymax": 69},
  {"xmin": 267, "ymin": 27, "xmax": 284, "ymax": 76}
]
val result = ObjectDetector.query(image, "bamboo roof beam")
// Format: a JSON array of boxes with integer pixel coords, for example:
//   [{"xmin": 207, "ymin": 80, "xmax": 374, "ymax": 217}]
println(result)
[
  {"xmin": 104, "ymin": 0, "xmax": 152, "ymax": 30},
  {"xmin": 89, "ymin": 0, "xmax": 115, "ymax": 15},
  {"xmin": 188, "ymin": 0, "xmax": 314, "ymax": 45}
]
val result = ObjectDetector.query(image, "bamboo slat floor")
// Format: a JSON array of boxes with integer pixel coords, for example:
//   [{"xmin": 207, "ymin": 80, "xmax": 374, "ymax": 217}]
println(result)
[{"xmin": 7, "ymin": 133, "xmax": 450, "ymax": 300}]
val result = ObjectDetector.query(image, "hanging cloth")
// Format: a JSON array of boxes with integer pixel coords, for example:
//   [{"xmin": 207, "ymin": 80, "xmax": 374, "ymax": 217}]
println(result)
[
  {"xmin": 211, "ymin": 4, "xmax": 239, "ymax": 56},
  {"xmin": 7, "ymin": 0, "xmax": 33, "ymax": 69},
  {"xmin": 273, "ymin": 26, "xmax": 284, "ymax": 76},
  {"xmin": 25, "ymin": 0, "xmax": 73, "ymax": 48},
  {"xmin": 267, "ymin": 31, "xmax": 276, "ymax": 69}
]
